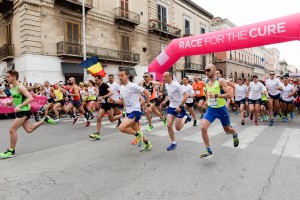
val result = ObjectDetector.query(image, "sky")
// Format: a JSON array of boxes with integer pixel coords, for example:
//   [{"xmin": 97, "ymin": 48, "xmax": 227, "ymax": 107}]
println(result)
[{"xmin": 194, "ymin": 0, "xmax": 300, "ymax": 68}]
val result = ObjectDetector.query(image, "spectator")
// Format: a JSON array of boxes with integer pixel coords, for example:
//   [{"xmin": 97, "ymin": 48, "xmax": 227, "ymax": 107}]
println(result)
[
  {"xmin": 4, "ymin": 83, "xmax": 11, "ymax": 97},
  {"xmin": 0, "ymin": 87, "xmax": 7, "ymax": 97}
]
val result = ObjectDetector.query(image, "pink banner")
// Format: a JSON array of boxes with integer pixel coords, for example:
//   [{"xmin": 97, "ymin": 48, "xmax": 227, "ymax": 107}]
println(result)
[
  {"xmin": 0, "ymin": 96, "xmax": 47, "ymax": 114},
  {"xmin": 148, "ymin": 12, "xmax": 300, "ymax": 81}
]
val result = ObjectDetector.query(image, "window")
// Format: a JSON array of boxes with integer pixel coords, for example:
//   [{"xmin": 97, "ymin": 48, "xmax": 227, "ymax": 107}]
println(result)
[
  {"xmin": 6, "ymin": 23, "xmax": 12, "ymax": 44},
  {"xmin": 65, "ymin": 21, "xmax": 80, "ymax": 55},
  {"xmin": 185, "ymin": 56, "xmax": 191, "ymax": 69},
  {"xmin": 121, "ymin": 34, "xmax": 130, "ymax": 61},
  {"xmin": 184, "ymin": 18, "xmax": 190, "ymax": 35},
  {"xmin": 120, "ymin": 0, "xmax": 129, "ymax": 19},
  {"xmin": 158, "ymin": 4, "xmax": 167, "ymax": 31},
  {"xmin": 200, "ymin": 25, "xmax": 206, "ymax": 34}
]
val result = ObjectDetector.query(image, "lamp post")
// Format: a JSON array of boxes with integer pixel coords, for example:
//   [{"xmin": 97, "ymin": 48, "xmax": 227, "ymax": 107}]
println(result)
[{"xmin": 82, "ymin": 0, "xmax": 87, "ymax": 82}]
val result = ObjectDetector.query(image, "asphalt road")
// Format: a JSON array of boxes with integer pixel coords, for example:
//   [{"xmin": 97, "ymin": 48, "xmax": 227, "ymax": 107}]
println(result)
[{"xmin": 0, "ymin": 111, "xmax": 300, "ymax": 200}]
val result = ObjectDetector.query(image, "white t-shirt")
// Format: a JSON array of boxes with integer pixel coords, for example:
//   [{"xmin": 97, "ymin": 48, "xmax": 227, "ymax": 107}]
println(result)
[
  {"xmin": 249, "ymin": 82, "xmax": 266, "ymax": 100},
  {"xmin": 107, "ymin": 82, "xmax": 120, "ymax": 101},
  {"xmin": 182, "ymin": 84, "xmax": 195, "ymax": 104},
  {"xmin": 281, "ymin": 84, "xmax": 294, "ymax": 102},
  {"xmin": 166, "ymin": 81, "xmax": 185, "ymax": 108},
  {"xmin": 45, "ymin": 87, "xmax": 51, "ymax": 99},
  {"xmin": 235, "ymin": 84, "xmax": 248, "ymax": 101},
  {"xmin": 266, "ymin": 78, "xmax": 282, "ymax": 96},
  {"xmin": 120, "ymin": 82, "xmax": 144, "ymax": 113}
]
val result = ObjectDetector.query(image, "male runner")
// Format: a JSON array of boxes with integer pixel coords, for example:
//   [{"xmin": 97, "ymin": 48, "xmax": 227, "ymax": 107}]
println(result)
[
  {"xmin": 43, "ymin": 81, "xmax": 55, "ymax": 117},
  {"xmin": 107, "ymin": 74, "xmax": 122, "ymax": 127},
  {"xmin": 192, "ymin": 75, "xmax": 206, "ymax": 119},
  {"xmin": 200, "ymin": 64, "xmax": 239, "ymax": 158},
  {"xmin": 182, "ymin": 76, "xmax": 197, "ymax": 126},
  {"xmin": 0, "ymin": 70, "xmax": 55, "ymax": 159},
  {"xmin": 280, "ymin": 77, "xmax": 298, "ymax": 122},
  {"xmin": 235, "ymin": 78, "xmax": 248, "ymax": 125}
]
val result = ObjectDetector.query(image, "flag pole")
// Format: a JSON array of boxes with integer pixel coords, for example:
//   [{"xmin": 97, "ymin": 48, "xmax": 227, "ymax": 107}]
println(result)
[{"xmin": 82, "ymin": 0, "xmax": 87, "ymax": 82}]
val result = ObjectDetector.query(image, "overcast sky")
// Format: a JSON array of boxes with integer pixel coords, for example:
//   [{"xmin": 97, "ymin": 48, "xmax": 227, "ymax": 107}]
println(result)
[{"xmin": 194, "ymin": 0, "xmax": 300, "ymax": 68}]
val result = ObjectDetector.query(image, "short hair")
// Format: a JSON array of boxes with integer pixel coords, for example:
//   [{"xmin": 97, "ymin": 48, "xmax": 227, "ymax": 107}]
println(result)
[
  {"xmin": 108, "ymin": 74, "xmax": 114, "ymax": 78},
  {"xmin": 182, "ymin": 76, "xmax": 189, "ymax": 80},
  {"xmin": 237, "ymin": 78, "xmax": 242, "ymax": 81},
  {"xmin": 7, "ymin": 69, "xmax": 19, "ymax": 80},
  {"xmin": 95, "ymin": 75, "xmax": 103, "ymax": 80},
  {"xmin": 216, "ymin": 69, "xmax": 223, "ymax": 75},
  {"xmin": 119, "ymin": 68, "xmax": 129, "ymax": 75}
]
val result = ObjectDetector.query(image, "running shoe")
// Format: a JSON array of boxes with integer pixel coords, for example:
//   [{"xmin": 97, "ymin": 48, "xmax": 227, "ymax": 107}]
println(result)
[
  {"xmin": 193, "ymin": 120, "xmax": 197, "ymax": 126},
  {"xmin": 167, "ymin": 143, "xmax": 177, "ymax": 151},
  {"xmin": 85, "ymin": 121, "xmax": 91, "ymax": 127},
  {"xmin": 269, "ymin": 120, "xmax": 274, "ymax": 126},
  {"xmin": 44, "ymin": 116, "xmax": 56, "ymax": 125},
  {"xmin": 90, "ymin": 114, "xmax": 94, "ymax": 120},
  {"xmin": 273, "ymin": 112, "xmax": 278, "ymax": 117},
  {"xmin": 283, "ymin": 117, "xmax": 288, "ymax": 122},
  {"xmin": 163, "ymin": 117, "xmax": 167, "ymax": 126},
  {"xmin": 73, "ymin": 117, "xmax": 79, "ymax": 124},
  {"xmin": 89, "ymin": 133, "xmax": 100, "ymax": 140},
  {"xmin": 146, "ymin": 125, "xmax": 153, "ymax": 132},
  {"xmin": 241, "ymin": 120, "xmax": 245, "ymax": 125},
  {"xmin": 54, "ymin": 118, "xmax": 60, "ymax": 123},
  {"xmin": 233, "ymin": 133, "xmax": 239, "ymax": 147},
  {"xmin": 250, "ymin": 113, "xmax": 253, "ymax": 120},
  {"xmin": 185, "ymin": 114, "xmax": 192, "ymax": 124},
  {"xmin": 290, "ymin": 112, "xmax": 295, "ymax": 119},
  {"xmin": 254, "ymin": 121, "xmax": 258, "ymax": 126},
  {"xmin": 235, "ymin": 110, "xmax": 238, "ymax": 115},
  {"xmin": 200, "ymin": 149, "xmax": 213, "ymax": 158},
  {"xmin": 265, "ymin": 115, "xmax": 269, "ymax": 121},
  {"xmin": 0, "ymin": 148, "xmax": 15, "ymax": 159},
  {"xmin": 279, "ymin": 115, "xmax": 283, "ymax": 120},
  {"xmin": 122, "ymin": 111, "xmax": 127, "ymax": 118},
  {"xmin": 136, "ymin": 131, "xmax": 144, "ymax": 147},
  {"xmin": 260, "ymin": 118, "xmax": 264, "ymax": 122},
  {"xmin": 140, "ymin": 141, "xmax": 152, "ymax": 152},
  {"xmin": 131, "ymin": 138, "xmax": 138, "ymax": 145}
]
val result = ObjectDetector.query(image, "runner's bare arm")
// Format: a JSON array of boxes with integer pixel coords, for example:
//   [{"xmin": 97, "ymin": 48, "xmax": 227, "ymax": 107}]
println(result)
[
  {"xmin": 218, "ymin": 78, "xmax": 233, "ymax": 99},
  {"xmin": 18, "ymin": 85, "xmax": 34, "ymax": 106},
  {"xmin": 143, "ymin": 89, "xmax": 151, "ymax": 105},
  {"xmin": 179, "ymin": 92, "xmax": 189, "ymax": 106}
]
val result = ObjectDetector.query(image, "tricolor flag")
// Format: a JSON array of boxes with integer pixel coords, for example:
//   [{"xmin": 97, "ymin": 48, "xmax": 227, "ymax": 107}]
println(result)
[{"xmin": 79, "ymin": 56, "xmax": 106, "ymax": 77}]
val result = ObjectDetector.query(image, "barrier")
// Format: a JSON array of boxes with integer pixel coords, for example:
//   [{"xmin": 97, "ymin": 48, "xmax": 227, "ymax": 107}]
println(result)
[
  {"xmin": 0, "ymin": 96, "xmax": 47, "ymax": 114},
  {"xmin": 148, "ymin": 12, "xmax": 300, "ymax": 81}
]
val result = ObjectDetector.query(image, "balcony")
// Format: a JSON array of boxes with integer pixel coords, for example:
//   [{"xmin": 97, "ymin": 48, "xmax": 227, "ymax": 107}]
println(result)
[
  {"xmin": 113, "ymin": 7, "xmax": 140, "ymax": 27},
  {"xmin": 185, "ymin": 62, "xmax": 204, "ymax": 72},
  {"xmin": 0, "ymin": 0, "xmax": 13, "ymax": 14},
  {"xmin": 253, "ymin": 64, "xmax": 265, "ymax": 70},
  {"xmin": 87, "ymin": 46, "xmax": 140, "ymax": 65},
  {"xmin": 57, "ymin": 41, "xmax": 140, "ymax": 65},
  {"xmin": 0, "ymin": 44, "xmax": 14, "ymax": 61},
  {"xmin": 57, "ymin": 41, "xmax": 82, "ymax": 57},
  {"xmin": 54, "ymin": 0, "xmax": 93, "ymax": 11},
  {"xmin": 182, "ymin": 33, "xmax": 193, "ymax": 37},
  {"xmin": 149, "ymin": 19, "xmax": 181, "ymax": 39}
]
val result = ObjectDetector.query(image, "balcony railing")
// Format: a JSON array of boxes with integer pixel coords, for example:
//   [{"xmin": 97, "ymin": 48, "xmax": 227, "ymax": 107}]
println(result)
[
  {"xmin": 182, "ymin": 33, "xmax": 193, "ymax": 37},
  {"xmin": 252, "ymin": 64, "xmax": 265, "ymax": 70},
  {"xmin": 57, "ymin": 41, "xmax": 82, "ymax": 56},
  {"xmin": 87, "ymin": 46, "xmax": 140, "ymax": 64},
  {"xmin": 113, "ymin": 7, "xmax": 140, "ymax": 26},
  {"xmin": 55, "ymin": 0, "xmax": 93, "ymax": 10},
  {"xmin": 149, "ymin": 19, "xmax": 181, "ymax": 38},
  {"xmin": 0, "ymin": 44, "xmax": 14, "ymax": 61},
  {"xmin": 185, "ymin": 62, "xmax": 204, "ymax": 71},
  {"xmin": 57, "ymin": 41, "xmax": 140, "ymax": 64}
]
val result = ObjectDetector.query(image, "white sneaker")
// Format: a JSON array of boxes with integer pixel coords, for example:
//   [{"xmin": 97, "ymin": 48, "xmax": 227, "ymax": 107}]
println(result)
[{"xmin": 141, "ymin": 116, "xmax": 146, "ymax": 125}]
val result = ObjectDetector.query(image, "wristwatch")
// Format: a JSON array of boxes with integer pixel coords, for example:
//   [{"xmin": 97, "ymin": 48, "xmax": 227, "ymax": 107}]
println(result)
[{"xmin": 215, "ymin": 94, "xmax": 218, "ymax": 98}]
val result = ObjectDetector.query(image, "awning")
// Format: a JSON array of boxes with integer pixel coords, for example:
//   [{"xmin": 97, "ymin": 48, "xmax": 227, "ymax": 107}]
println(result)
[
  {"xmin": 61, "ymin": 62, "xmax": 83, "ymax": 74},
  {"xmin": 128, "ymin": 68, "xmax": 137, "ymax": 76}
]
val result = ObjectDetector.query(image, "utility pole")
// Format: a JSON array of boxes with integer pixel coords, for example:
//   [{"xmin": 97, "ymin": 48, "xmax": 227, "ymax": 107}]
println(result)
[{"xmin": 82, "ymin": 0, "xmax": 87, "ymax": 82}]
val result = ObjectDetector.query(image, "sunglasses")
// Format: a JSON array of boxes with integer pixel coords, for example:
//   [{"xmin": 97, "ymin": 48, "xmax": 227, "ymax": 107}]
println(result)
[
  {"xmin": 269, "ymin": 74, "xmax": 275, "ymax": 75},
  {"xmin": 143, "ymin": 76, "xmax": 150, "ymax": 78},
  {"xmin": 205, "ymin": 69, "xmax": 211, "ymax": 73}
]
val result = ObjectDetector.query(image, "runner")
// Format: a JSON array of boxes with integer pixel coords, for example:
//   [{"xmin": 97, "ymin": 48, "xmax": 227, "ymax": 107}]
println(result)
[
  {"xmin": 43, "ymin": 81, "xmax": 55, "ymax": 118},
  {"xmin": 63, "ymin": 77, "xmax": 90, "ymax": 127},
  {"xmin": 109, "ymin": 68, "xmax": 152, "ymax": 152},
  {"xmin": 107, "ymin": 74, "xmax": 122, "ymax": 127},
  {"xmin": 89, "ymin": 75, "xmax": 122, "ymax": 140},
  {"xmin": 266, "ymin": 71, "xmax": 283, "ymax": 126},
  {"xmin": 234, "ymin": 78, "xmax": 248, "ymax": 125},
  {"xmin": 0, "ymin": 70, "xmax": 55, "ymax": 159},
  {"xmin": 200, "ymin": 64, "xmax": 239, "ymax": 158},
  {"xmin": 141, "ymin": 72, "xmax": 166, "ymax": 132},
  {"xmin": 259, "ymin": 81, "xmax": 269, "ymax": 122},
  {"xmin": 248, "ymin": 75, "xmax": 269, "ymax": 126},
  {"xmin": 86, "ymin": 80, "xmax": 98, "ymax": 119},
  {"xmin": 52, "ymin": 84, "xmax": 66, "ymax": 121},
  {"xmin": 160, "ymin": 71, "xmax": 191, "ymax": 151},
  {"xmin": 182, "ymin": 76, "xmax": 197, "ymax": 126},
  {"xmin": 280, "ymin": 77, "xmax": 298, "ymax": 122},
  {"xmin": 192, "ymin": 75, "xmax": 206, "ymax": 119}
]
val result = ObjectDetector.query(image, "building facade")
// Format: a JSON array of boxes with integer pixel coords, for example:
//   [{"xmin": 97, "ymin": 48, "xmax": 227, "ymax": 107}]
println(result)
[{"xmin": 0, "ymin": 0, "xmax": 213, "ymax": 84}]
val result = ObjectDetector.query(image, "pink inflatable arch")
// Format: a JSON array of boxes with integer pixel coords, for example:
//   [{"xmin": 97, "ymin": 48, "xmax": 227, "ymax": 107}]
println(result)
[{"xmin": 148, "ymin": 12, "xmax": 300, "ymax": 81}]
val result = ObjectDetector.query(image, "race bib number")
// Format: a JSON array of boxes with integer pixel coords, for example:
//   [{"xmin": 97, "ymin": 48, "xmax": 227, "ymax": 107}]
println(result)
[
  {"xmin": 125, "ymin": 100, "xmax": 131, "ymax": 107},
  {"xmin": 195, "ymin": 91, "xmax": 200, "ymax": 95},
  {"xmin": 252, "ymin": 91, "xmax": 259, "ymax": 97},
  {"xmin": 168, "ymin": 95, "xmax": 174, "ymax": 100},
  {"xmin": 209, "ymin": 98, "xmax": 218, "ymax": 106},
  {"xmin": 269, "ymin": 86, "xmax": 276, "ymax": 92},
  {"xmin": 237, "ymin": 92, "xmax": 242, "ymax": 97}
]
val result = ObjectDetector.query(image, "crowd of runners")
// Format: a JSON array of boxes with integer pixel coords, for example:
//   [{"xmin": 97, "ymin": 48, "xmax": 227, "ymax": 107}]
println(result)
[{"xmin": 1, "ymin": 65, "xmax": 300, "ymax": 159}]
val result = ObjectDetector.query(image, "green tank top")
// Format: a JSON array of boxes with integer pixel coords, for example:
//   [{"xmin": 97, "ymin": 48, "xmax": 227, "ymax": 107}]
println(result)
[
  {"xmin": 261, "ymin": 93, "xmax": 268, "ymax": 101},
  {"xmin": 10, "ymin": 84, "xmax": 30, "ymax": 111},
  {"xmin": 206, "ymin": 79, "xmax": 227, "ymax": 108}
]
